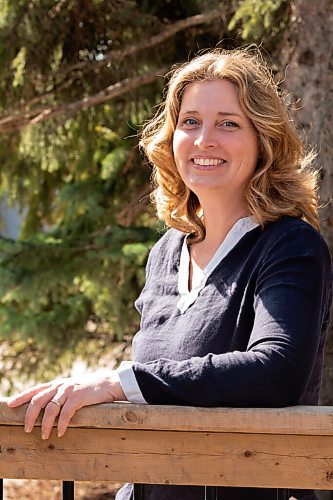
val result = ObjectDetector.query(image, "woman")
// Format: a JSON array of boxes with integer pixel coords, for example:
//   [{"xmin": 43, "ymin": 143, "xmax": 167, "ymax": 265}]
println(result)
[{"xmin": 7, "ymin": 49, "xmax": 332, "ymax": 500}]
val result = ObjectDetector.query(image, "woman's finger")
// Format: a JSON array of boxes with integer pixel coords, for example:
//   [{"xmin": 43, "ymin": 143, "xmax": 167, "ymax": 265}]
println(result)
[
  {"xmin": 6, "ymin": 382, "xmax": 53, "ymax": 407},
  {"xmin": 24, "ymin": 386, "xmax": 58, "ymax": 433},
  {"xmin": 41, "ymin": 395, "xmax": 67, "ymax": 440},
  {"xmin": 57, "ymin": 398, "xmax": 80, "ymax": 438}
]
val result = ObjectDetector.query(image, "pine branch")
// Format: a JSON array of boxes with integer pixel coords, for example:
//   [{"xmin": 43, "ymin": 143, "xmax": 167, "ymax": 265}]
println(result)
[
  {"xmin": 116, "ymin": 185, "xmax": 152, "ymax": 226},
  {"xmin": 61, "ymin": 10, "xmax": 223, "ymax": 77},
  {"xmin": 1, "ymin": 9, "xmax": 223, "ymax": 121},
  {"xmin": 0, "ymin": 67, "xmax": 168, "ymax": 133},
  {"xmin": 48, "ymin": 0, "xmax": 71, "ymax": 18}
]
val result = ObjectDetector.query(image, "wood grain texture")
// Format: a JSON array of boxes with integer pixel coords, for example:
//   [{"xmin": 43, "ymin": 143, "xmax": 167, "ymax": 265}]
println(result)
[
  {"xmin": 1, "ymin": 400, "xmax": 333, "ymax": 435},
  {"xmin": 0, "ymin": 426, "xmax": 333, "ymax": 489},
  {"xmin": 1, "ymin": 401, "xmax": 333, "ymax": 489}
]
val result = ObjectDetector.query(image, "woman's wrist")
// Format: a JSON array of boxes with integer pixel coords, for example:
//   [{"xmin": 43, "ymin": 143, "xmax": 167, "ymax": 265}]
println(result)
[{"xmin": 107, "ymin": 371, "xmax": 127, "ymax": 401}]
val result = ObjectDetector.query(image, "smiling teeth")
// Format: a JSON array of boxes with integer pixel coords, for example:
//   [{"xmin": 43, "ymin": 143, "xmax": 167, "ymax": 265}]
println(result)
[{"xmin": 193, "ymin": 158, "xmax": 225, "ymax": 166}]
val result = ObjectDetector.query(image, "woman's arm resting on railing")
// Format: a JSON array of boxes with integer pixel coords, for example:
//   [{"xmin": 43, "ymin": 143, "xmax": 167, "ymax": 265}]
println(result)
[{"xmin": 6, "ymin": 371, "xmax": 127, "ymax": 439}]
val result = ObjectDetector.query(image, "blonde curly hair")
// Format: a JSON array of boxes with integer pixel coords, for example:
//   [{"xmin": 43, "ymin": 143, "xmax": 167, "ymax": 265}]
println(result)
[{"xmin": 140, "ymin": 48, "xmax": 319, "ymax": 241}]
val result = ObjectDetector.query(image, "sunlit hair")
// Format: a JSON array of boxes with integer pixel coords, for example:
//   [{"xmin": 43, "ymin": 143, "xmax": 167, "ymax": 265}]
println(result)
[{"xmin": 140, "ymin": 48, "xmax": 319, "ymax": 241}]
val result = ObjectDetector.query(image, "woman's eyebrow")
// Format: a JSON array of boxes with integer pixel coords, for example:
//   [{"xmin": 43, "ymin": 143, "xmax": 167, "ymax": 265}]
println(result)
[
  {"xmin": 217, "ymin": 111, "xmax": 242, "ymax": 118},
  {"xmin": 180, "ymin": 110, "xmax": 242, "ymax": 118}
]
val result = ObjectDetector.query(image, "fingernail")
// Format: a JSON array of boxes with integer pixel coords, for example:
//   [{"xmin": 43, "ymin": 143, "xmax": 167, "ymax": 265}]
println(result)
[
  {"xmin": 57, "ymin": 431, "xmax": 63, "ymax": 438},
  {"xmin": 25, "ymin": 425, "xmax": 31, "ymax": 433},
  {"xmin": 41, "ymin": 433, "xmax": 48, "ymax": 440}
]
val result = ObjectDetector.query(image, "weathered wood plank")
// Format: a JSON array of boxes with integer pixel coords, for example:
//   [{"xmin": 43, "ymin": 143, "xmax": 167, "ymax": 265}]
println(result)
[
  {"xmin": 1, "ymin": 400, "xmax": 333, "ymax": 436},
  {"xmin": 0, "ymin": 425, "xmax": 333, "ymax": 489},
  {"xmin": 1, "ymin": 401, "xmax": 333, "ymax": 490}
]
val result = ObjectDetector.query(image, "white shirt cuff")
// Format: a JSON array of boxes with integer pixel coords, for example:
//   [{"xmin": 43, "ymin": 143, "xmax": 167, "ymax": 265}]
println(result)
[{"xmin": 117, "ymin": 361, "xmax": 147, "ymax": 404}]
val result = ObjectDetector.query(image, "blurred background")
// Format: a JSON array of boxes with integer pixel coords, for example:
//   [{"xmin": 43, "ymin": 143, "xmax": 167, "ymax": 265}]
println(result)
[{"xmin": 0, "ymin": 0, "xmax": 332, "ymax": 497}]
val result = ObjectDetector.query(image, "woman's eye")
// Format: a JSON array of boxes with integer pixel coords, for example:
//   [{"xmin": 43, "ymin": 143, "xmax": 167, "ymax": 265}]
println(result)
[
  {"xmin": 221, "ymin": 121, "xmax": 238, "ymax": 128},
  {"xmin": 183, "ymin": 118, "xmax": 198, "ymax": 126}
]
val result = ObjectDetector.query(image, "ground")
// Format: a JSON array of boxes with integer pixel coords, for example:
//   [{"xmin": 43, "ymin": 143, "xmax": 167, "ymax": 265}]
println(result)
[{"xmin": 4, "ymin": 479, "xmax": 122, "ymax": 499}]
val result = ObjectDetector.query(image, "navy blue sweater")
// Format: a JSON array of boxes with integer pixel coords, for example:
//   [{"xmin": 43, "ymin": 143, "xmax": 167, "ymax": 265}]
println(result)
[{"xmin": 118, "ymin": 216, "xmax": 332, "ymax": 500}]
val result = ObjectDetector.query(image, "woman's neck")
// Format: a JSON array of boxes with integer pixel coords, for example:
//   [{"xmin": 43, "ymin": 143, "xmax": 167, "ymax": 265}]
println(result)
[
  {"xmin": 190, "ymin": 195, "xmax": 250, "ymax": 269},
  {"xmin": 203, "ymin": 208, "xmax": 249, "ymax": 244},
  {"xmin": 201, "ymin": 192, "xmax": 249, "ymax": 242}
]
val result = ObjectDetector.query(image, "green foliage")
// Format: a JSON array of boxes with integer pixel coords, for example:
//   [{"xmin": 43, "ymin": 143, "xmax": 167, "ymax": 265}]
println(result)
[
  {"xmin": 228, "ymin": 0, "xmax": 288, "ymax": 41},
  {"xmin": 0, "ymin": 0, "xmax": 291, "ymax": 386},
  {"xmin": 11, "ymin": 47, "xmax": 27, "ymax": 88}
]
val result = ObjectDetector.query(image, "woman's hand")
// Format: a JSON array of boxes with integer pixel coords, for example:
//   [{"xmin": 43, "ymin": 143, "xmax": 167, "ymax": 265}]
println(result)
[{"xmin": 6, "ymin": 371, "xmax": 126, "ymax": 439}]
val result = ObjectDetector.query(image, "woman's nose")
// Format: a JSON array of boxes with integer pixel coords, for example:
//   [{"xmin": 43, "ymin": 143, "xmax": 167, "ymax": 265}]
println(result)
[{"xmin": 193, "ymin": 126, "xmax": 218, "ymax": 148}]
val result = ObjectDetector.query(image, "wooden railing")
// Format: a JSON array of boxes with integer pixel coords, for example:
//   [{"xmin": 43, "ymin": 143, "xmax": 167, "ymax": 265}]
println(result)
[{"xmin": 0, "ymin": 400, "xmax": 333, "ymax": 499}]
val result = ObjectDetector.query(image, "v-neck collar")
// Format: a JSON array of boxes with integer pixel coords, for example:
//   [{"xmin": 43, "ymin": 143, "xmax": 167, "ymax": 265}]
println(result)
[{"xmin": 177, "ymin": 216, "xmax": 259, "ymax": 314}]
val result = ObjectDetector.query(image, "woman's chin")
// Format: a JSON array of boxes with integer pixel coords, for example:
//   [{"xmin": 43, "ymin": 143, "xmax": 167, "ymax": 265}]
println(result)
[{"xmin": 186, "ymin": 179, "xmax": 230, "ymax": 195}]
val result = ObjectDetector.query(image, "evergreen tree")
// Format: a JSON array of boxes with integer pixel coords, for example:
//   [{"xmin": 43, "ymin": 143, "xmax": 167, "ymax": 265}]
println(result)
[{"xmin": 0, "ymin": 0, "xmax": 291, "ymax": 387}]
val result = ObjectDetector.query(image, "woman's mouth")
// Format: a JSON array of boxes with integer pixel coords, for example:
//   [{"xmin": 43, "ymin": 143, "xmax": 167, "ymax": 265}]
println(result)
[{"xmin": 191, "ymin": 158, "xmax": 226, "ymax": 167}]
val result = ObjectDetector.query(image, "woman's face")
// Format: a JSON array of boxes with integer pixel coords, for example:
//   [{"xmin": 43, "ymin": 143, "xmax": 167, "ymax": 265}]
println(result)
[{"xmin": 172, "ymin": 79, "xmax": 259, "ymax": 202}]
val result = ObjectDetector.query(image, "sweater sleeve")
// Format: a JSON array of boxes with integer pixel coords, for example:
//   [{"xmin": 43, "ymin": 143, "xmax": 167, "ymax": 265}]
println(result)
[{"xmin": 132, "ymin": 226, "xmax": 332, "ymax": 407}]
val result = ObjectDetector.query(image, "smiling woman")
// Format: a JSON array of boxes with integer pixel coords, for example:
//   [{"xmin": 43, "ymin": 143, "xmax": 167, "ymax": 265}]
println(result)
[
  {"xmin": 141, "ymin": 49, "xmax": 320, "ymax": 245},
  {"xmin": 173, "ymin": 79, "xmax": 259, "ymax": 216},
  {"xmin": 7, "ymin": 48, "xmax": 333, "ymax": 500}
]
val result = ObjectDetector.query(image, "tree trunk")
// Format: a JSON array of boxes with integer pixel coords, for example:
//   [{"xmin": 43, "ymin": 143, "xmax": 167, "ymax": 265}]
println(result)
[{"xmin": 279, "ymin": 1, "xmax": 333, "ymax": 498}]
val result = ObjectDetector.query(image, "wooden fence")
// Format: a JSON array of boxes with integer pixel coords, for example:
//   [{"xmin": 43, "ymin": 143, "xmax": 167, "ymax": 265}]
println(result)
[{"xmin": 0, "ymin": 400, "xmax": 333, "ymax": 498}]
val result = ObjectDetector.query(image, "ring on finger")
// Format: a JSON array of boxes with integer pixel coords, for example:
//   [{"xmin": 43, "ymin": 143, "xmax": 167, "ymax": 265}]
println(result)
[{"xmin": 50, "ymin": 399, "xmax": 62, "ymax": 408}]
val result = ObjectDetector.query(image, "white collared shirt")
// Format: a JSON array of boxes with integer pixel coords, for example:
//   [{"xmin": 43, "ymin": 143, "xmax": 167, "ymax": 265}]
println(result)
[{"xmin": 177, "ymin": 216, "xmax": 259, "ymax": 313}]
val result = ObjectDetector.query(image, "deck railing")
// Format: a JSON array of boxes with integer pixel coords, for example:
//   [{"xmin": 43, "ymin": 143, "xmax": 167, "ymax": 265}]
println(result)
[{"xmin": 0, "ymin": 400, "xmax": 333, "ymax": 499}]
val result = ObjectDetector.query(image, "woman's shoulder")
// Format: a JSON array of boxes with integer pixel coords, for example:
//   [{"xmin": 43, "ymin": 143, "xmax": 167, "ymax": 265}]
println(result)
[
  {"xmin": 147, "ymin": 227, "xmax": 185, "ymax": 267},
  {"xmin": 151, "ymin": 227, "xmax": 185, "ymax": 251},
  {"xmin": 258, "ymin": 216, "xmax": 331, "ymax": 270},
  {"xmin": 263, "ymin": 216, "xmax": 329, "ymax": 249}
]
